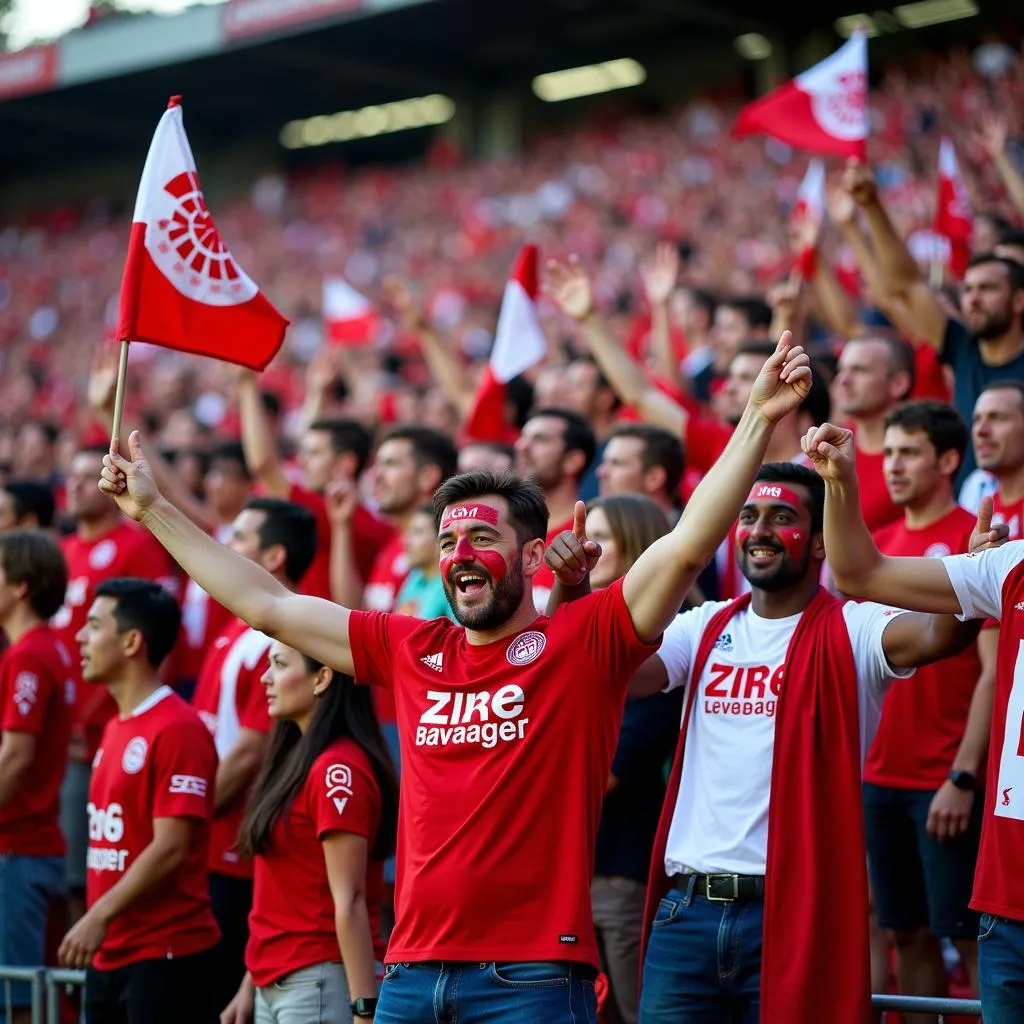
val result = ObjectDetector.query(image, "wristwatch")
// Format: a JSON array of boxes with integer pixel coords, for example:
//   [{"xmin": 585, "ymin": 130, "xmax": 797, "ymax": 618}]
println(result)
[
  {"xmin": 949, "ymin": 770, "xmax": 978, "ymax": 791},
  {"xmin": 351, "ymin": 997, "xmax": 378, "ymax": 1019}
]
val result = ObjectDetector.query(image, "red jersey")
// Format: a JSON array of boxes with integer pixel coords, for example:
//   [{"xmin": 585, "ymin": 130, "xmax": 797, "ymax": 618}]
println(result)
[
  {"xmin": 87, "ymin": 687, "xmax": 220, "ymax": 970},
  {"xmin": 288, "ymin": 484, "xmax": 395, "ymax": 601},
  {"xmin": 530, "ymin": 516, "xmax": 574, "ymax": 614},
  {"xmin": 0, "ymin": 625, "xmax": 76, "ymax": 856},
  {"xmin": 246, "ymin": 738, "xmax": 384, "ymax": 986},
  {"xmin": 53, "ymin": 521, "xmax": 178, "ymax": 758},
  {"xmin": 855, "ymin": 446, "xmax": 902, "ymax": 533},
  {"xmin": 866, "ymin": 507, "xmax": 981, "ymax": 788},
  {"xmin": 192, "ymin": 618, "xmax": 273, "ymax": 879},
  {"xmin": 942, "ymin": 542, "xmax": 1024, "ymax": 919},
  {"xmin": 349, "ymin": 579, "xmax": 658, "ymax": 965},
  {"xmin": 363, "ymin": 532, "xmax": 410, "ymax": 725},
  {"xmin": 178, "ymin": 525, "xmax": 234, "ymax": 683},
  {"xmin": 684, "ymin": 415, "xmax": 731, "ymax": 476},
  {"xmin": 991, "ymin": 490, "xmax": 1023, "ymax": 542}
]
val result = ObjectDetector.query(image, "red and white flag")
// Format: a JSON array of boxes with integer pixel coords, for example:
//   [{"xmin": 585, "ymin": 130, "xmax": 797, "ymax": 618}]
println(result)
[
  {"xmin": 323, "ymin": 277, "xmax": 378, "ymax": 346},
  {"xmin": 733, "ymin": 30, "xmax": 868, "ymax": 159},
  {"xmin": 464, "ymin": 244, "xmax": 546, "ymax": 443},
  {"xmin": 933, "ymin": 136, "xmax": 973, "ymax": 279},
  {"xmin": 117, "ymin": 96, "xmax": 287, "ymax": 370},
  {"xmin": 792, "ymin": 159, "xmax": 826, "ymax": 228}
]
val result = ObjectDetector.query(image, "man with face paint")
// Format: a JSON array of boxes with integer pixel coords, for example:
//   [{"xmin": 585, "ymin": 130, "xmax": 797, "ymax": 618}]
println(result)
[
  {"xmin": 98, "ymin": 332, "xmax": 813, "ymax": 1024},
  {"xmin": 574, "ymin": 462, "xmax": 989, "ymax": 1024}
]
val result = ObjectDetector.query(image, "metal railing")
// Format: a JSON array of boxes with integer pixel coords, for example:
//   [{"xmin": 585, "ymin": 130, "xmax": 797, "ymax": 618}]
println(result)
[
  {"xmin": 872, "ymin": 993, "xmax": 983, "ymax": 1019},
  {"xmin": 0, "ymin": 966, "xmax": 86, "ymax": 1024}
]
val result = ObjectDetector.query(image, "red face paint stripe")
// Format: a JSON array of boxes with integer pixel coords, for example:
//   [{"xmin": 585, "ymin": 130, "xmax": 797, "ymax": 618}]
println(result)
[
  {"xmin": 746, "ymin": 483, "xmax": 805, "ymax": 508},
  {"xmin": 440, "ymin": 503, "xmax": 501, "ymax": 530}
]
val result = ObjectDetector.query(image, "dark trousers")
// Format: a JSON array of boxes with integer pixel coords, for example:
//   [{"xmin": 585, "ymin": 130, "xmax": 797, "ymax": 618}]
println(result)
[
  {"xmin": 85, "ymin": 946, "xmax": 217, "ymax": 1024},
  {"xmin": 209, "ymin": 871, "xmax": 254, "ymax": 1014}
]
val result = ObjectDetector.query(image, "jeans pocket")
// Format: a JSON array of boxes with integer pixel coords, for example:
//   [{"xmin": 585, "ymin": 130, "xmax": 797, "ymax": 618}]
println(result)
[
  {"xmin": 978, "ymin": 913, "xmax": 1000, "ymax": 942},
  {"xmin": 489, "ymin": 962, "xmax": 572, "ymax": 988},
  {"xmin": 382, "ymin": 963, "xmax": 405, "ymax": 982},
  {"xmin": 651, "ymin": 895, "xmax": 684, "ymax": 930},
  {"xmin": 274, "ymin": 966, "xmax": 323, "ymax": 991}
]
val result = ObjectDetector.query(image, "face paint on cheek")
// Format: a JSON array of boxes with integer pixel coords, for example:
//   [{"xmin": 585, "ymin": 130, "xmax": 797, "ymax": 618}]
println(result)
[
  {"xmin": 775, "ymin": 526, "xmax": 809, "ymax": 561},
  {"xmin": 474, "ymin": 550, "xmax": 508, "ymax": 582},
  {"xmin": 736, "ymin": 528, "xmax": 752, "ymax": 553}
]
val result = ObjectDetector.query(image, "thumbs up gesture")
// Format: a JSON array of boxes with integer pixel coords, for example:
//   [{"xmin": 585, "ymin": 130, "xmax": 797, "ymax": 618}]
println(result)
[
  {"xmin": 543, "ymin": 501, "xmax": 603, "ymax": 587},
  {"xmin": 969, "ymin": 495, "xmax": 1011, "ymax": 554}
]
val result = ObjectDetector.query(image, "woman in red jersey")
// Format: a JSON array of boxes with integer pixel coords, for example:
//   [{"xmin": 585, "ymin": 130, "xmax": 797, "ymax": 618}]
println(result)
[{"xmin": 221, "ymin": 643, "xmax": 398, "ymax": 1024}]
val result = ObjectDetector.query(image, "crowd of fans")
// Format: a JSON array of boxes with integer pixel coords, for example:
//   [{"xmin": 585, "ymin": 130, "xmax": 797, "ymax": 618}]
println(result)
[{"xmin": 0, "ymin": 26, "xmax": 1023, "ymax": 1024}]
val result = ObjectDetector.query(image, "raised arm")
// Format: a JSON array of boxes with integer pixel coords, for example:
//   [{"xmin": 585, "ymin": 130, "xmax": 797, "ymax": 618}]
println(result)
[
  {"xmin": 975, "ymin": 112, "xmax": 1024, "ymax": 220},
  {"xmin": 545, "ymin": 257, "xmax": 686, "ymax": 437},
  {"xmin": 640, "ymin": 243, "xmax": 686, "ymax": 394},
  {"xmin": 237, "ymin": 370, "xmax": 291, "ymax": 499},
  {"xmin": 100, "ymin": 432, "xmax": 354, "ymax": 674},
  {"xmin": 803, "ymin": 421, "xmax": 962, "ymax": 612},
  {"xmin": 621, "ymin": 332, "xmax": 811, "ymax": 641}
]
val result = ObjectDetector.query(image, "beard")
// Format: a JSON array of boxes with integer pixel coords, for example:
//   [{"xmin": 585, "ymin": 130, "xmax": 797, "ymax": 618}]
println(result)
[
  {"xmin": 739, "ymin": 544, "xmax": 812, "ymax": 593},
  {"xmin": 444, "ymin": 551, "xmax": 526, "ymax": 630},
  {"xmin": 970, "ymin": 308, "xmax": 1014, "ymax": 341}
]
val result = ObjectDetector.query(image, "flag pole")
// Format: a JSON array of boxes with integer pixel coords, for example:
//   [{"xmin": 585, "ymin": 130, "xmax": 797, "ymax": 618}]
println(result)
[
  {"xmin": 110, "ymin": 341, "xmax": 131, "ymax": 449},
  {"xmin": 929, "ymin": 259, "xmax": 944, "ymax": 291}
]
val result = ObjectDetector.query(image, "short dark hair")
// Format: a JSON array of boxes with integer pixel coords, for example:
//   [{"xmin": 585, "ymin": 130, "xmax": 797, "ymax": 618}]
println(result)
[
  {"xmin": 722, "ymin": 296, "xmax": 773, "ymax": 331},
  {"xmin": 3, "ymin": 480, "xmax": 56, "ymax": 528},
  {"xmin": 966, "ymin": 252, "xmax": 1024, "ymax": 291},
  {"xmin": 21, "ymin": 421, "xmax": 60, "ymax": 446},
  {"xmin": 689, "ymin": 288, "xmax": 718, "ymax": 319},
  {"xmin": 978, "ymin": 211, "xmax": 1013, "ymax": 235},
  {"xmin": 884, "ymin": 400, "xmax": 968, "ymax": 464},
  {"xmin": 606, "ymin": 423, "xmax": 685, "ymax": 496},
  {"xmin": 307, "ymin": 418, "xmax": 373, "ymax": 477},
  {"xmin": 998, "ymin": 228, "xmax": 1024, "ymax": 251},
  {"xmin": 569, "ymin": 355, "xmax": 623, "ymax": 412},
  {"xmin": 378, "ymin": 425, "xmax": 458, "ymax": 484},
  {"xmin": 847, "ymin": 334, "xmax": 917, "ymax": 397},
  {"xmin": 260, "ymin": 390, "xmax": 281, "ymax": 418},
  {"xmin": 979, "ymin": 378, "xmax": 1024, "ymax": 412},
  {"xmin": 754, "ymin": 462, "xmax": 824, "ymax": 533},
  {"xmin": 505, "ymin": 376, "xmax": 536, "ymax": 431},
  {"xmin": 527, "ymin": 407, "xmax": 597, "ymax": 477},
  {"xmin": 93, "ymin": 578, "xmax": 181, "ymax": 668},
  {"xmin": 243, "ymin": 497, "xmax": 318, "ymax": 585},
  {"xmin": 0, "ymin": 530, "xmax": 67, "ymax": 619},
  {"xmin": 433, "ymin": 470, "xmax": 548, "ymax": 546},
  {"xmin": 734, "ymin": 340, "xmax": 776, "ymax": 361},
  {"xmin": 206, "ymin": 441, "xmax": 251, "ymax": 481}
]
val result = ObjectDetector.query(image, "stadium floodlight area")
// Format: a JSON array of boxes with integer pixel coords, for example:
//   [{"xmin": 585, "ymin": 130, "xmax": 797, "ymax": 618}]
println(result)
[{"xmin": 531, "ymin": 59, "xmax": 646, "ymax": 104}]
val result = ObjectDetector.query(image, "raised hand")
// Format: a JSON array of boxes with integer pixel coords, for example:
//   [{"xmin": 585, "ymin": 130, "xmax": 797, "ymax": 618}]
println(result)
[
  {"xmin": 973, "ymin": 112, "xmax": 1009, "ymax": 161},
  {"xmin": 747, "ymin": 331, "xmax": 812, "ymax": 424},
  {"xmin": 544, "ymin": 500, "xmax": 602, "ymax": 587},
  {"xmin": 544, "ymin": 256, "xmax": 595, "ymax": 323},
  {"xmin": 305, "ymin": 347, "xmax": 338, "ymax": 398},
  {"xmin": 99, "ymin": 431, "xmax": 163, "ymax": 522},
  {"xmin": 800, "ymin": 422, "xmax": 857, "ymax": 482},
  {"xmin": 969, "ymin": 494, "xmax": 1011, "ymax": 554},
  {"xmin": 826, "ymin": 185, "xmax": 857, "ymax": 227},
  {"xmin": 382, "ymin": 275, "xmax": 426, "ymax": 330},
  {"xmin": 841, "ymin": 158, "xmax": 877, "ymax": 207},
  {"xmin": 640, "ymin": 242, "xmax": 680, "ymax": 306},
  {"xmin": 324, "ymin": 475, "xmax": 360, "ymax": 529}
]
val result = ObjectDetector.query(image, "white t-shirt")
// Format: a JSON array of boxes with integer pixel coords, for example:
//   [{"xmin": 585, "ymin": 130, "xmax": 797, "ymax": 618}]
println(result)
[{"xmin": 657, "ymin": 599, "xmax": 913, "ymax": 876}]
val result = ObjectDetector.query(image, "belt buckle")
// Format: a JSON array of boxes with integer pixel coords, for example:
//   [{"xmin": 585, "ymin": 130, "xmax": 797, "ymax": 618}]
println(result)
[{"xmin": 705, "ymin": 874, "xmax": 739, "ymax": 901}]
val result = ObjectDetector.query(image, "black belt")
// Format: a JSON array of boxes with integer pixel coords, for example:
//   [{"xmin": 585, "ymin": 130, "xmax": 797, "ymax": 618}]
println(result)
[{"xmin": 670, "ymin": 872, "xmax": 765, "ymax": 902}]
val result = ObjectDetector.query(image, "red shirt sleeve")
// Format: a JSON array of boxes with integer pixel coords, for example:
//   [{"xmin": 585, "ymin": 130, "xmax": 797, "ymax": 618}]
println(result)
[
  {"xmin": 0, "ymin": 651, "xmax": 52, "ymax": 736},
  {"xmin": 348, "ymin": 612, "xmax": 424, "ymax": 691},
  {"xmin": 683, "ymin": 415, "xmax": 731, "ymax": 475},
  {"xmin": 151, "ymin": 721, "xmax": 217, "ymax": 821},
  {"xmin": 236, "ymin": 661, "xmax": 272, "ymax": 733},
  {"xmin": 307, "ymin": 751, "xmax": 380, "ymax": 841}
]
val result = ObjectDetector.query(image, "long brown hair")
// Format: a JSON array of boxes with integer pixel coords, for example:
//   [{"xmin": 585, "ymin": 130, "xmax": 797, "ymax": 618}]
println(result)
[
  {"xmin": 587, "ymin": 493, "xmax": 670, "ymax": 575},
  {"xmin": 238, "ymin": 657, "xmax": 398, "ymax": 862}
]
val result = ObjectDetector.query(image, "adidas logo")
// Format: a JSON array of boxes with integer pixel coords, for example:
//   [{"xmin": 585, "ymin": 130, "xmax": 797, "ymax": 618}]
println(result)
[{"xmin": 420, "ymin": 652, "xmax": 444, "ymax": 672}]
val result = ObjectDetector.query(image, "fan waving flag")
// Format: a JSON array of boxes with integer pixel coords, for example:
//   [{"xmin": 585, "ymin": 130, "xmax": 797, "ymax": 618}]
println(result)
[
  {"xmin": 117, "ymin": 96, "xmax": 288, "ymax": 370},
  {"xmin": 733, "ymin": 30, "xmax": 868, "ymax": 159},
  {"xmin": 934, "ymin": 136, "xmax": 973, "ymax": 280},
  {"xmin": 790, "ymin": 160, "xmax": 826, "ymax": 279},
  {"xmin": 464, "ymin": 244, "xmax": 546, "ymax": 443},
  {"xmin": 323, "ymin": 277, "xmax": 379, "ymax": 346}
]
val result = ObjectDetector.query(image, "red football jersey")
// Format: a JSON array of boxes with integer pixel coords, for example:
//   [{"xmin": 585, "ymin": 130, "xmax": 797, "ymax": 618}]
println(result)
[
  {"xmin": 192, "ymin": 618, "xmax": 273, "ymax": 879},
  {"xmin": 86, "ymin": 687, "xmax": 220, "ymax": 970},
  {"xmin": 866, "ymin": 507, "xmax": 981, "ymax": 788},
  {"xmin": 855, "ymin": 446, "xmax": 902, "ymax": 534},
  {"xmin": 363, "ymin": 532, "xmax": 410, "ymax": 725},
  {"xmin": 349, "ymin": 579, "xmax": 658, "ymax": 966},
  {"xmin": 287, "ymin": 484, "xmax": 395, "ymax": 601},
  {"xmin": 246, "ymin": 738, "xmax": 384, "ymax": 986},
  {"xmin": 178, "ymin": 525, "xmax": 234, "ymax": 683},
  {"xmin": 0, "ymin": 625, "xmax": 76, "ymax": 855},
  {"xmin": 53, "ymin": 522, "xmax": 178, "ymax": 758}
]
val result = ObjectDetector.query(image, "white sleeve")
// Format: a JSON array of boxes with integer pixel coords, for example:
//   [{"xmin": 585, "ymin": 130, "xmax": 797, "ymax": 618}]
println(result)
[
  {"xmin": 942, "ymin": 542, "xmax": 1024, "ymax": 621},
  {"xmin": 656, "ymin": 603, "xmax": 723, "ymax": 693},
  {"xmin": 842, "ymin": 601, "xmax": 916, "ymax": 697}
]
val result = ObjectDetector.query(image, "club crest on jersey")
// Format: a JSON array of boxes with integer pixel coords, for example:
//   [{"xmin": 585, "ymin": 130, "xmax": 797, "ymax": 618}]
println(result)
[
  {"xmin": 923, "ymin": 543, "xmax": 951, "ymax": 559},
  {"xmin": 89, "ymin": 539, "xmax": 117, "ymax": 570},
  {"xmin": 122, "ymin": 737, "xmax": 148, "ymax": 775},
  {"xmin": 506, "ymin": 631, "xmax": 546, "ymax": 667},
  {"xmin": 326, "ymin": 763, "xmax": 353, "ymax": 815}
]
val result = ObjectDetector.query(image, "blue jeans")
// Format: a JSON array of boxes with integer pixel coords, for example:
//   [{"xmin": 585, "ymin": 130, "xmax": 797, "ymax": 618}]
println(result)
[
  {"xmin": 978, "ymin": 913, "xmax": 1024, "ymax": 1023},
  {"xmin": 639, "ymin": 880, "xmax": 762, "ymax": 1024},
  {"xmin": 376, "ymin": 961, "xmax": 598, "ymax": 1024},
  {"xmin": 0, "ymin": 854, "xmax": 65, "ymax": 1013}
]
